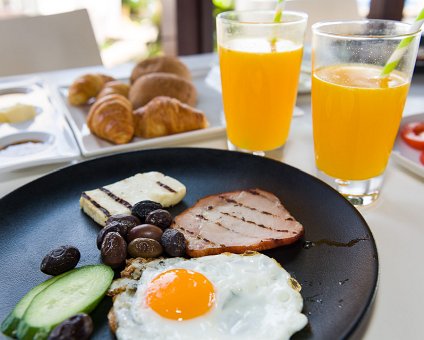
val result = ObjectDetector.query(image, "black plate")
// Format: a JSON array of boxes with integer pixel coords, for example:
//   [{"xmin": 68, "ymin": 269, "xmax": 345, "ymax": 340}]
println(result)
[{"xmin": 0, "ymin": 148, "xmax": 378, "ymax": 339}]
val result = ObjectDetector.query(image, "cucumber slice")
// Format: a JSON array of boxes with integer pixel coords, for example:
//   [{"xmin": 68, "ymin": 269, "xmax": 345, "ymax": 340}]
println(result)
[
  {"xmin": 16, "ymin": 265, "xmax": 113, "ymax": 340},
  {"xmin": 1, "ymin": 271, "xmax": 72, "ymax": 337}
]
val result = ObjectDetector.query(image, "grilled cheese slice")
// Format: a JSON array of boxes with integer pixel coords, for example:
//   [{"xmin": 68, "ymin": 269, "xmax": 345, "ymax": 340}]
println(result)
[{"xmin": 80, "ymin": 172, "xmax": 186, "ymax": 226}]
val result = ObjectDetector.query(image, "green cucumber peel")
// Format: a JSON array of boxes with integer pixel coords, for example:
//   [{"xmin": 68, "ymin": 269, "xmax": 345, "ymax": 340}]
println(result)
[
  {"xmin": 1, "ymin": 271, "xmax": 72, "ymax": 337},
  {"xmin": 16, "ymin": 265, "xmax": 113, "ymax": 340}
]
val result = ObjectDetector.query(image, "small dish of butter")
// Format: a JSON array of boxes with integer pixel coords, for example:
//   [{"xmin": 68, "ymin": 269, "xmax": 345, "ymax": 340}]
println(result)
[
  {"xmin": 0, "ymin": 78, "xmax": 79, "ymax": 172},
  {"xmin": 0, "ymin": 103, "xmax": 38, "ymax": 123}
]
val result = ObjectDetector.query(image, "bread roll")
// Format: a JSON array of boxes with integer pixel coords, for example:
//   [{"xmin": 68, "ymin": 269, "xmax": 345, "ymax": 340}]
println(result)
[
  {"xmin": 129, "ymin": 73, "xmax": 197, "ymax": 110},
  {"xmin": 130, "ymin": 56, "xmax": 191, "ymax": 84}
]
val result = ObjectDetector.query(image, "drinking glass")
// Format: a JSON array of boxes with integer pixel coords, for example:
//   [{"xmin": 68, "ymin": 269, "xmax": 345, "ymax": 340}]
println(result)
[
  {"xmin": 217, "ymin": 11, "xmax": 307, "ymax": 156},
  {"xmin": 311, "ymin": 20, "xmax": 421, "ymax": 206}
]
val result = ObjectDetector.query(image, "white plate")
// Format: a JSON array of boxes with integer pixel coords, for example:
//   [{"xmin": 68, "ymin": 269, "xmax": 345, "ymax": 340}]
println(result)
[
  {"xmin": 57, "ymin": 66, "xmax": 226, "ymax": 157},
  {"xmin": 392, "ymin": 112, "xmax": 424, "ymax": 178},
  {"xmin": 0, "ymin": 78, "xmax": 79, "ymax": 172}
]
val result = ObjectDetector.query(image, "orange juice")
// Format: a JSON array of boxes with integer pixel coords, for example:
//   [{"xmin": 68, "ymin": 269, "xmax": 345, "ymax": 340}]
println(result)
[
  {"xmin": 219, "ymin": 39, "xmax": 303, "ymax": 151},
  {"xmin": 312, "ymin": 64, "xmax": 409, "ymax": 180}
]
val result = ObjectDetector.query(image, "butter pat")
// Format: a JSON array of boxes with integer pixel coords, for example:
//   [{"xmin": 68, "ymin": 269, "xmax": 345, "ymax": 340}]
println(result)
[{"xmin": 0, "ymin": 103, "xmax": 37, "ymax": 123}]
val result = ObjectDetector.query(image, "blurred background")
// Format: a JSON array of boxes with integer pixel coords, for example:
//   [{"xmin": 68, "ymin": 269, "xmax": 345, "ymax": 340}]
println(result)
[{"xmin": 0, "ymin": 0, "xmax": 422, "ymax": 68}]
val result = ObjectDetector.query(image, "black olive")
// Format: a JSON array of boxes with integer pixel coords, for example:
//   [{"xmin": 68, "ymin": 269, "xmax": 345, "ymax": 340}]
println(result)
[
  {"xmin": 127, "ymin": 224, "xmax": 163, "ymax": 243},
  {"xmin": 106, "ymin": 214, "xmax": 140, "ymax": 230},
  {"xmin": 96, "ymin": 222, "xmax": 128, "ymax": 250},
  {"xmin": 161, "ymin": 229, "xmax": 186, "ymax": 257},
  {"xmin": 40, "ymin": 246, "xmax": 80, "ymax": 276},
  {"xmin": 131, "ymin": 200, "xmax": 163, "ymax": 223},
  {"xmin": 145, "ymin": 209, "xmax": 173, "ymax": 230},
  {"xmin": 101, "ymin": 232, "xmax": 127, "ymax": 268},
  {"xmin": 128, "ymin": 238, "xmax": 163, "ymax": 258},
  {"xmin": 48, "ymin": 313, "xmax": 93, "ymax": 340}
]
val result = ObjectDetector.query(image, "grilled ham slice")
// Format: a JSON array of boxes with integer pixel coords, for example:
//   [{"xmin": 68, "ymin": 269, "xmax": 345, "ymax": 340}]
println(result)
[{"xmin": 171, "ymin": 189, "xmax": 304, "ymax": 257}]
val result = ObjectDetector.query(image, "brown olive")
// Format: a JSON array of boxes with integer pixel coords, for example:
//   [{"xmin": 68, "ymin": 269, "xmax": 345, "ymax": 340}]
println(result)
[
  {"xmin": 131, "ymin": 200, "xmax": 163, "ymax": 223},
  {"xmin": 161, "ymin": 229, "xmax": 186, "ymax": 257},
  {"xmin": 127, "ymin": 224, "xmax": 163, "ymax": 243},
  {"xmin": 128, "ymin": 238, "xmax": 163, "ymax": 258},
  {"xmin": 145, "ymin": 209, "xmax": 173, "ymax": 229},
  {"xmin": 96, "ymin": 223, "xmax": 129, "ymax": 250},
  {"xmin": 40, "ymin": 246, "xmax": 80, "ymax": 276},
  {"xmin": 106, "ymin": 214, "xmax": 140, "ymax": 230},
  {"xmin": 101, "ymin": 232, "xmax": 127, "ymax": 268},
  {"xmin": 48, "ymin": 313, "xmax": 93, "ymax": 340}
]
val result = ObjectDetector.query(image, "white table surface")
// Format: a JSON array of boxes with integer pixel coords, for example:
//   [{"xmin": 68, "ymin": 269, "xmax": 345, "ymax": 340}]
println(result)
[{"xmin": 1, "ymin": 54, "xmax": 424, "ymax": 340}]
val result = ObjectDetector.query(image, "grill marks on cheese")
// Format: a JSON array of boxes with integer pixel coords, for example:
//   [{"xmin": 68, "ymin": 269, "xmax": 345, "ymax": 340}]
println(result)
[
  {"xmin": 99, "ymin": 187, "xmax": 133, "ymax": 211},
  {"xmin": 172, "ymin": 189, "xmax": 304, "ymax": 257},
  {"xmin": 80, "ymin": 172, "xmax": 186, "ymax": 226}
]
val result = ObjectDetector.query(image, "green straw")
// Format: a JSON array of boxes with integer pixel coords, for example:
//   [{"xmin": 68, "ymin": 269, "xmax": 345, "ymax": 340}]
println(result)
[
  {"xmin": 273, "ymin": 0, "xmax": 285, "ymax": 22},
  {"xmin": 270, "ymin": 0, "xmax": 285, "ymax": 50},
  {"xmin": 380, "ymin": 8, "xmax": 424, "ymax": 77}
]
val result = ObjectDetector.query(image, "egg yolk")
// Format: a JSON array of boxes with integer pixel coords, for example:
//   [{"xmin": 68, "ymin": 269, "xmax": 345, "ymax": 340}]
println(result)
[{"xmin": 145, "ymin": 268, "xmax": 215, "ymax": 321}]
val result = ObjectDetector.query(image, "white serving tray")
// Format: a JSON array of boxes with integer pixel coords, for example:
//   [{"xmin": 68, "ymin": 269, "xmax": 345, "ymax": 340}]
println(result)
[
  {"xmin": 0, "ymin": 77, "xmax": 79, "ymax": 172},
  {"xmin": 392, "ymin": 112, "xmax": 424, "ymax": 178},
  {"xmin": 57, "ymin": 66, "xmax": 226, "ymax": 158}
]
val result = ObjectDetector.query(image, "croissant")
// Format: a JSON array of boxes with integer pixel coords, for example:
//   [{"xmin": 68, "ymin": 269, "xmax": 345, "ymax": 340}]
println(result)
[
  {"xmin": 133, "ymin": 96, "xmax": 208, "ymax": 138},
  {"xmin": 130, "ymin": 56, "xmax": 191, "ymax": 84},
  {"xmin": 68, "ymin": 73, "xmax": 116, "ymax": 106},
  {"xmin": 97, "ymin": 80, "xmax": 130, "ymax": 100},
  {"xmin": 98, "ymin": 74, "xmax": 115, "ymax": 84},
  {"xmin": 87, "ymin": 94, "xmax": 134, "ymax": 144}
]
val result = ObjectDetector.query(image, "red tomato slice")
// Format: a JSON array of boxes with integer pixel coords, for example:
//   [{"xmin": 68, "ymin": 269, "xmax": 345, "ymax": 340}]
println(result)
[
  {"xmin": 401, "ymin": 122, "xmax": 424, "ymax": 150},
  {"xmin": 420, "ymin": 151, "xmax": 424, "ymax": 166}
]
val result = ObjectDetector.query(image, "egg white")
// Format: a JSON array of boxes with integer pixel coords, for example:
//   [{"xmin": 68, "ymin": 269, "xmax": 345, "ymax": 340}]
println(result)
[{"xmin": 113, "ymin": 253, "xmax": 307, "ymax": 340}]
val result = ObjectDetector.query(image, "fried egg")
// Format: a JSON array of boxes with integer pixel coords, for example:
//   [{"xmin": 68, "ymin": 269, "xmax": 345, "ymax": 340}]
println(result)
[{"xmin": 110, "ymin": 252, "xmax": 307, "ymax": 340}]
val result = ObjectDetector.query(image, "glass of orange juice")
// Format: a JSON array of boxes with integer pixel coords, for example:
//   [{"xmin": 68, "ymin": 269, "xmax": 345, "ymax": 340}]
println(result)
[
  {"xmin": 216, "ymin": 11, "xmax": 308, "ymax": 156},
  {"xmin": 312, "ymin": 20, "xmax": 421, "ymax": 206}
]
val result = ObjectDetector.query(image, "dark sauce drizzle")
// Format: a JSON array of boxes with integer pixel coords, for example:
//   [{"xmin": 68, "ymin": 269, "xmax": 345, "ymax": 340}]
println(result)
[{"xmin": 303, "ymin": 236, "xmax": 370, "ymax": 249}]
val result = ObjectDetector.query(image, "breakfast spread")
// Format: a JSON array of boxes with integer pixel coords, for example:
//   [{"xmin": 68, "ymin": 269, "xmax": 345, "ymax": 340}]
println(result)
[
  {"xmin": 107, "ymin": 252, "xmax": 307, "ymax": 340},
  {"xmin": 133, "ymin": 96, "xmax": 208, "ymax": 138},
  {"xmin": 172, "ymin": 188, "xmax": 304, "ymax": 257},
  {"xmin": 88, "ymin": 174, "xmax": 306, "ymax": 339},
  {"xmin": 67, "ymin": 56, "xmax": 208, "ymax": 145},
  {"xmin": 0, "ymin": 103, "xmax": 37, "ymax": 123},
  {"xmin": 2, "ymin": 170, "xmax": 308, "ymax": 339},
  {"xmin": 80, "ymin": 171, "xmax": 186, "ymax": 226}
]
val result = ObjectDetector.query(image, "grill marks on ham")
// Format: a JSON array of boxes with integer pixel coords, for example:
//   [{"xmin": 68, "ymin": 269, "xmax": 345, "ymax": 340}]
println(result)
[{"xmin": 171, "ymin": 189, "xmax": 304, "ymax": 257}]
